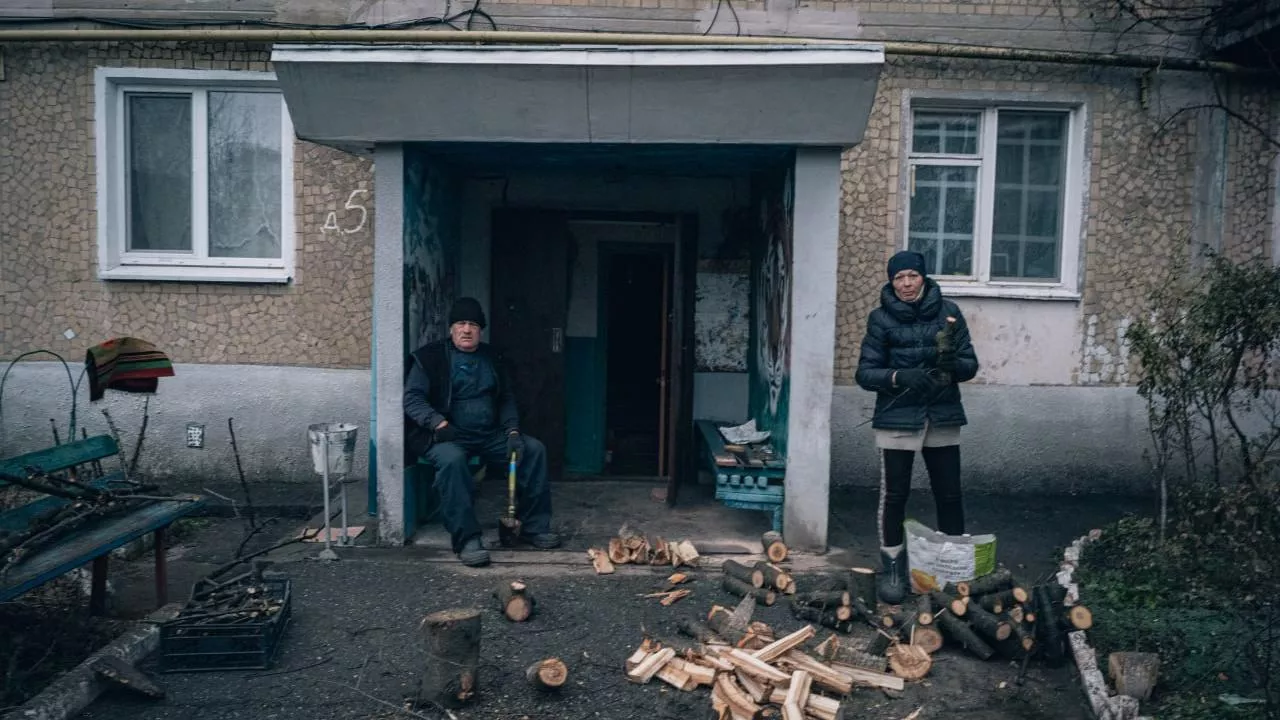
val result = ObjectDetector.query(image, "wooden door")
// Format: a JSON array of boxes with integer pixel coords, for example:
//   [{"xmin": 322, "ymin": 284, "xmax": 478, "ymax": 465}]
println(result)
[{"xmin": 490, "ymin": 210, "xmax": 571, "ymax": 478}]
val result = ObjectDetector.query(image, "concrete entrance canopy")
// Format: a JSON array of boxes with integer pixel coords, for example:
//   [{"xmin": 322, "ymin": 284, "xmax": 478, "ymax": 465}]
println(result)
[
  {"xmin": 268, "ymin": 42, "xmax": 881, "ymax": 550},
  {"xmin": 270, "ymin": 44, "xmax": 885, "ymax": 151}
]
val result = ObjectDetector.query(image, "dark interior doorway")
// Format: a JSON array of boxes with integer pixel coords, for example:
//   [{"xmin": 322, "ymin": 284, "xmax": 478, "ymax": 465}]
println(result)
[{"xmin": 603, "ymin": 247, "xmax": 670, "ymax": 477}]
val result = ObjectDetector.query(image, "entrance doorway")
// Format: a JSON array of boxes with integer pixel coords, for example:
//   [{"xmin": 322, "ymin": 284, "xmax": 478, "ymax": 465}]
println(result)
[{"xmin": 602, "ymin": 244, "xmax": 672, "ymax": 477}]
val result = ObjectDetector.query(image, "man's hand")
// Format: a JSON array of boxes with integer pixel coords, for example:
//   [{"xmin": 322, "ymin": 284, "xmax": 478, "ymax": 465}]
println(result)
[
  {"xmin": 433, "ymin": 422, "xmax": 458, "ymax": 444},
  {"xmin": 506, "ymin": 431, "xmax": 524, "ymax": 463}
]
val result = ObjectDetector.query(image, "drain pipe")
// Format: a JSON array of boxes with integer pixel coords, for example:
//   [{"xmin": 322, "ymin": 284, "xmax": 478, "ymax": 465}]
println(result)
[{"xmin": 0, "ymin": 27, "xmax": 1259, "ymax": 75}]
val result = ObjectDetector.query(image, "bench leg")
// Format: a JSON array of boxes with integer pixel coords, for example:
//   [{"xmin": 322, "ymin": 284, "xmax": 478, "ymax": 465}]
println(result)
[
  {"xmin": 771, "ymin": 505, "xmax": 784, "ymax": 533},
  {"xmin": 154, "ymin": 527, "xmax": 168, "ymax": 608},
  {"xmin": 90, "ymin": 555, "xmax": 108, "ymax": 616}
]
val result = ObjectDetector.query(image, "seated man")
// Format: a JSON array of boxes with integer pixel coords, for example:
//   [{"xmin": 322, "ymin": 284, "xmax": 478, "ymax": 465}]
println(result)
[{"xmin": 403, "ymin": 297, "xmax": 560, "ymax": 567}]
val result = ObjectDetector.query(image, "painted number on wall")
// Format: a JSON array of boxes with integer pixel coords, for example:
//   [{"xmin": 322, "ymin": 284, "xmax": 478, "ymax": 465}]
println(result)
[{"xmin": 322, "ymin": 189, "xmax": 369, "ymax": 235}]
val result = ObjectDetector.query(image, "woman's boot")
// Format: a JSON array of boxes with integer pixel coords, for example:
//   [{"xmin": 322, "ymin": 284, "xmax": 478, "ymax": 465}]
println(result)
[{"xmin": 877, "ymin": 544, "xmax": 909, "ymax": 604}]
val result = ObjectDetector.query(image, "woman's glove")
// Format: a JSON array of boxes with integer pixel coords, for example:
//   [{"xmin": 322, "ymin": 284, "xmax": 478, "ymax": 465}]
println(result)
[
  {"xmin": 894, "ymin": 368, "xmax": 935, "ymax": 394},
  {"xmin": 936, "ymin": 349, "xmax": 958, "ymax": 375}
]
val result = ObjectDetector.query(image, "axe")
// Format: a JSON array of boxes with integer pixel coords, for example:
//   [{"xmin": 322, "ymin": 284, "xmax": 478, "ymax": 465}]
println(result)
[{"xmin": 498, "ymin": 451, "xmax": 521, "ymax": 547}]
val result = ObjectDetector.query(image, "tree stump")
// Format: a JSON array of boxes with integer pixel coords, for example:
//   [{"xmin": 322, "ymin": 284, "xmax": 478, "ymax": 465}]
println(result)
[
  {"xmin": 1109, "ymin": 651, "xmax": 1160, "ymax": 701},
  {"xmin": 526, "ymin": 657, "xmax": 569, "ymax": 690},
  {"xmin": 419, "ymin": 608, "xmax": 482, "ymax": 709},
  {"xmin": 887, "ymin": 643, "xmax": 932, "ymax": 680},
  {"xmin": 495, "ymin": 580, "xmax": 535, "ymax": 622}
]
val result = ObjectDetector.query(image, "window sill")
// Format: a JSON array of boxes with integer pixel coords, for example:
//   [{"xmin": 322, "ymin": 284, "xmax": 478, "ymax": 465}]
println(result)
[
  {"xmin": 935, "ymin": 282, "xmax": 1081, "ymax": 301},
  {"xmin": 100, "ymin": 266, "xmax": 292, "ymax": 284}
]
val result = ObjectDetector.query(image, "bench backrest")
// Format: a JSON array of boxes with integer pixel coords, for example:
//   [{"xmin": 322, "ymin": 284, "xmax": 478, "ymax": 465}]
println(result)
[{"xmin": 0, "ymin": 435, "xmax": 119, "ymax": 486}]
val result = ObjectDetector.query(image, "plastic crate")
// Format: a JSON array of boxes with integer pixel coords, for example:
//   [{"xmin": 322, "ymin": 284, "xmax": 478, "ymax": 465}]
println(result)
[{"xmin": 159, "ymin": 577, "xmax": 292, "ymax": 673}]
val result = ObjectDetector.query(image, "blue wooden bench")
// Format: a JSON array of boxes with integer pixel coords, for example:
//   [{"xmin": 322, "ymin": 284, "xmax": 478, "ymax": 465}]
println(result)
[
  {"xmin": 0, "ymin": 435, "xmax": 205, "ymax": 614},
  {"xmin": 695, "ymin": 419, "xmax": 786, "ymax": 532}
]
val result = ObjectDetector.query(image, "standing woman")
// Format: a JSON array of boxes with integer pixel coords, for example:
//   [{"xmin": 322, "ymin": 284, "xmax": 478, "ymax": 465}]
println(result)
[{"xmin": 855, "ymin": 250, "xmax": 980, "ymax": 604}]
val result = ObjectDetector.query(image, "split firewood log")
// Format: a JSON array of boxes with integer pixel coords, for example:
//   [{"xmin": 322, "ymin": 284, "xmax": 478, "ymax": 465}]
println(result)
[
  {"xmin": 929, "ymin": 590, "xmax": 968, "ymax": 617},
  {"xmin": 723, "ymin": 559, "xmax": 765, "ymax": 588},
  {"xmin": 795, "ymin": 590, "xmax": 850, "ymax": 609},
  {"xmin": 1063, "ymin": 604, "xmax": 1093, "ymax": 631},
  {"xmin": 915, "ymin": 594, "xmax": 935, "ymax": 626},
  {"xmin": 587, "ymin": 548, "xmax": 615, "ymax": 574},
  {"xmin": 723, "ymin": 575, "xmax": 776, "ymax": 605},
  {"xmin": 525, "ymin": 658, "xmax": 568, "ymax": 690},
  {"xmin": 965, "ymin": 604, "xmax": 1012, "ymax": 643},
  {"xmin": 608, "ymin": 537, "xmax": 630, "ymax": 565},
  {"xmin": 813, "ymin": 634, "xmax": 887, "ymax": 671},
  {"xmin": 495, "ymin": 580, "xmax": 535, "ymax": 622},
  {"xmin": 937, "ymin": 612, "xmax": 995, "ymax": 660},
  {"xmin": 1033, "ymin": 585, "xmax": 1066, "ymax": 666},
  {"xmin": 678, "ymin": 618, "xmax": 726, "ymax": 645},
  {"xmin": 789, "ymin": 600, "xmax": 854, "ymax": 633},
  {"xmin": 755, "ymin": 562, "xmax": 792, "ymax": 592},
  {"xmin": 627, "ymin": 647, "xmax": 676, "ymax": 683},
  {"xmin": 958, "ymin": 567, "xmax": 1016, "ymax": 598},
  {"xmin": 651, "ymin": 537, "xmax": 671, "ymax": 565},
  {"xmin": 761, "ymin": 531, "xmax": 788, "ymax": 563}
]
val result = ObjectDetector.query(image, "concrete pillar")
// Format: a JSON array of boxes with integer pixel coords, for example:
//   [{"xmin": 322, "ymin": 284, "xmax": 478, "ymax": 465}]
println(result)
[
  {"xmin": 783, "ymin": 148, "xmax": 842, "ymax": 553},
  {"xmin": 373, "ymin": 144, "xmax": 406, "ymax": 545}
]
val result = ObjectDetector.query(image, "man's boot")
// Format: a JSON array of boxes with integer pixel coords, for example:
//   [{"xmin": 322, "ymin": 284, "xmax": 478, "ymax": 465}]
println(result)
[
  {"xmin": 458, "ymin": 536, "xmax": 490, "ymax": 567},
  {"xmin": 877, "ymin": 545, "xmax": 908, "ymax": 604}
]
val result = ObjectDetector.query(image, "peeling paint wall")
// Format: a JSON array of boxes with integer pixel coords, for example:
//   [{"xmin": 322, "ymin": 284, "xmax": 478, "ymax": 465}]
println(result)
[
  {"xmin": 749, "ymin": 167, "xmax": 794, "ymax": 455},
  {"xmin": 403, "ymin": 149, "xmax": 460, "ymax": 351},
  {"xmin": 694, "ymin": 271, "xmax": 749, "ymax": 373}
]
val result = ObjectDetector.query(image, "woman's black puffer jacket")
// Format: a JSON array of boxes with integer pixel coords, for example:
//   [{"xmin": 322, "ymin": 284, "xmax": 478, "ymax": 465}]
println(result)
[{"xmin": 854, "ymin": 278, "xmax": 979, "ymax": 430}]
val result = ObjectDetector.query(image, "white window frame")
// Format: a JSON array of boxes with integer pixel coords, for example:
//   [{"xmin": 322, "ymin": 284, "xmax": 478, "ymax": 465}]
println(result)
[
  {"xmin": 95, "ymin": 68, "xmax": 295, "ymax": 284},
  {"xmin": 899, "ymin": 90, "xmax": 1089, "ymax": 300}
]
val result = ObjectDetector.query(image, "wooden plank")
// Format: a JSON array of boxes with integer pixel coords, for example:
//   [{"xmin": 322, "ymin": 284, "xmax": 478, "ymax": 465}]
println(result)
[
  {"xmin": 0, "ymin": 435, "xmax": 119, "ymax": 482},
  {"xmin": 0, "ymin": 496, "xmax": 204, "ymax": 602}
]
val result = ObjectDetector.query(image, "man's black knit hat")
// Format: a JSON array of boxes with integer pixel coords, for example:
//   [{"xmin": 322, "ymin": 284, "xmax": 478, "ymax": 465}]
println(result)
[{"xmin": 449, "ymin": 297, "xmax": 487, "ymax": 329}]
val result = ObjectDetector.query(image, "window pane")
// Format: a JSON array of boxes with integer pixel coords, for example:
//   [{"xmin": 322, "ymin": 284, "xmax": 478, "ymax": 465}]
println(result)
[
  {"xmin": 908, "ymin": 164, "xmax": 977, "ymax": 276},
  {"xmin": 912, "ymin": 111, "xmax": 980, "ymax": 155},
  {"xmin": 991, "ymin": 111, "xmax": 1067, "ymax": 280},
  {"xmin": 208, "ymin": 92, "xmax": 283, "ymax": 259},
  {"xmin": 127, "ymin": 94, "xmax": 192, "ymax": 252}
]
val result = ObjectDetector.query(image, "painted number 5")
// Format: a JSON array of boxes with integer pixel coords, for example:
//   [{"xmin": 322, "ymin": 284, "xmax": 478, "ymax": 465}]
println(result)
[{"xmin": 322, "ymin": 189, "xmax": 369, "ymax": 235}]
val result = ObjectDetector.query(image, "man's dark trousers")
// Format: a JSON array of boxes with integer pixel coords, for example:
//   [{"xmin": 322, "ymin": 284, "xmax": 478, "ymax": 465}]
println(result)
[{"xmin": 424, "ymin": 431, "xmax": 553, "ymax": 552}]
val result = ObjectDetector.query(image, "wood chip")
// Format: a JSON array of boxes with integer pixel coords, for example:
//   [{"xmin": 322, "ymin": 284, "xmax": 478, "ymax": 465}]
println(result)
[{"xmin": 587, "ymin": 548, "xmax": 615, "ymax": 574}]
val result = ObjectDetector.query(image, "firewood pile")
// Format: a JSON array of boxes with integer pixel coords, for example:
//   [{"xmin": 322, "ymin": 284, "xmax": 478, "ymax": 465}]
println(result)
[
  {"xmin": 0, "ymin": 467, "xmax": 165, "ymax": 579},
  {"xmin": 589, "ymin": 524, "xmax": 701, "ymax": 574},
  {"xmin": 622, "ymin": 561, "xmax": 1094, "ymax": 719},
  {"xmin": 169, "ymin": 559, "xmax": 287, "ymax": 627}
]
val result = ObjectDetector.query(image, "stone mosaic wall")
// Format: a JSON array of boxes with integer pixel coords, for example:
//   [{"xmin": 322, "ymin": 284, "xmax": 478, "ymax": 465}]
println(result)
[
  {"xmin": 833, "ymin": 57, "xmax": 1237, "ymax": 388},
  {"xmin": 1222, "ymin": 81, "xmax": 1277, "ymax": 264},
  {"xmin": 0, "ymin": 42, "xmax": 374, "ymax": 369}
]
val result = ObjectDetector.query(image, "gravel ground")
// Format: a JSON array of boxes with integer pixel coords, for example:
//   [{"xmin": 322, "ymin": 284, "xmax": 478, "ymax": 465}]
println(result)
[{"xmin": 77, "ymin": 554, "xmax": 1092, "ymax": 720}]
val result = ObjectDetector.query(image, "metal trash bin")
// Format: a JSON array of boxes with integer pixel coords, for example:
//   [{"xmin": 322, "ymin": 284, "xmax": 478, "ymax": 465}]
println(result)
[{"xmin": 307, "ymin": 423, "xmax": 359, "ymax": 559}]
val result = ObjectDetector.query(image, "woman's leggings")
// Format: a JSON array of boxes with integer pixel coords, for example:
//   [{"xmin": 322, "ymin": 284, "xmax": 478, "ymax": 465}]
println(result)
[{"xmin": 878, "ymin": 445, "xmax": 965, "ymax": 548}]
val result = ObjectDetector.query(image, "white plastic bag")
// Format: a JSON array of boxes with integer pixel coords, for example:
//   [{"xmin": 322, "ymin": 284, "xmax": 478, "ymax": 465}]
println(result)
[{"xmin": 904, "ymin": 519, "xmax": 997, "ymax": 594}]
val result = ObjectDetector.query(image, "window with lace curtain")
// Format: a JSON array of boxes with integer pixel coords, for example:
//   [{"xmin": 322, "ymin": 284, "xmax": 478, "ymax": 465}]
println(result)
[
  {"xmin": 903, "ymin": 97, "xmax": 1086, "ymax": 299},
  {"xmin": 95, "ymin": 68, "xmax": 295, "ymax": 283}
]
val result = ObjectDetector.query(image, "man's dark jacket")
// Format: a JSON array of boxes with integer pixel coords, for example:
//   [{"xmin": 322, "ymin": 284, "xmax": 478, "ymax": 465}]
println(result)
[
  {"xmin": 854, "ymin": 278, "xmax": 979, "ymax": 430},
  {"xmin": 403, "ymin": 339, "xmax": 519, "ymax": 462}
]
